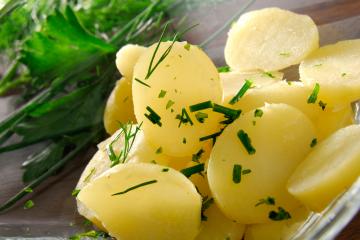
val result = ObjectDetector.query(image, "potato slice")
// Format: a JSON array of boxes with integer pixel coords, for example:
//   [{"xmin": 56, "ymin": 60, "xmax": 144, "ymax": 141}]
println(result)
[
  {"xmin": 221, "ymin": 71, "xmax": 283, "ymax": 103},
  {"xmin": 104, "ymin": 77, "xmax": 136, "ymax": 134},
  {"xmin": 299, "ymin": 40, "xmax": 360, "ymax": 105},
  {"xmin": 225, "ymin": 8, "xmax": 319, "ymax": 71},
  {"xmin": 287, "ymin": 125, "xmax": 360, "ymax": 212},
  {"xmin": 116, "ymin": 44, "xmax": 147, "ymax": 79},
  {"xmin": 78, "ymin": 163, "xmax": 202, "ymax": 240},
  {"xmin": 208, "ymin": 103, "xmax": 316, "ymax": 224},
  {"xmin": 132, "ymin": 41, "xmax": 223, "ymax": 157}
]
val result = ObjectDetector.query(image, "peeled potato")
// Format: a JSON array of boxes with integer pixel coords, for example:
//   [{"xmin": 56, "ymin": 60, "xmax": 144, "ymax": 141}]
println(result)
[
  {"xmin": 244, "ymin": 206, "xmax": 310, "ymax": 240},
  {"xmin": 208, "ymin": 103, "xmax": 316, "ymax": 224},
  {"xmin": 116, "ymin": 44, "xmax": 147, "ymax": 79},
  {"xmin": 225, "ymin": 8, "xmax": 319, "ymax": 71},
  {"xmin": 299, "ymin": 40, "xmax": 360, "ymax": 105},
  {"xmin": 221, "ymin": 71, "xmax": 283, "ymax": 103},
  {"xmin": 133, "ymin": 41, "xmax": 223, "ymax": 157},
  {"xmin": 287, "ymin": 125, "xmax": 360, "ymax": 212},
  {"xmin": 78, "ymin": 163, "xmax": 202, "ymax": 240},
  {"xmin": 104, "ymin": 77, "xmax": 137, "ymax": 134}
]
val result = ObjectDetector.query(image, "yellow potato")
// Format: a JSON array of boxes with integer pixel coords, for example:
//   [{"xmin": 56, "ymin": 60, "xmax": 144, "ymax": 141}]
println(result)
[
  {"xmin": 299, "ymin": 40, "xmax": 360, "ymax": 105},
  {"xmin": 132, "ymin": 41, "xmax": 223, "ymax": 157},
  {"xmin": 103, "ymin": 77, "xmax": 136, "ymax": 135},
  {"xmin": 287, "ymin": 125, "xmax": 360, "ymax": 212},
  {"xmin": 208, "ymin": 103, "xmax": 316, "ymax": 224},
  {"xmin": 116, "ymin": 44, "xmax": 147, "ymax": 79},
  {"xmin": 225, "ymin": 8, "xmax": 319, "ymax": 71},
  {"xmin": 244, "ymin": 206, "xmax": 310, "ymax": 240},
  {"xmin": 78, "ymin": 163, "xmax": 202, "ymax": 240},
  {"xmin": 221, "ymin": 71, "xmax": 283, "ymax": 104}
]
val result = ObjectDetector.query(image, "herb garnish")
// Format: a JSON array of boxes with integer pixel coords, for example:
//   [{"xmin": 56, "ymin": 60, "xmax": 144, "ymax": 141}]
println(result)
[
  {"xmin": 176, "ymin": 108, "xmax": 194, "ymax": 127},
  {"xmin": 162, "ymin": 168, "xmax": 169, "ymax": 172},
  {"xmin": 213, "ymin": 104, "xmax": 241, "ymax": 124},
  {"xmin": 255, "ymin": 197, "xmax": 276, "ymax": 207},
  {"xmin": 184, "ymin": 43, "xmax": 191, "ymax": 51},
  {"xmin": 158, "ymin": 90, "xmax": 167, "ymax": 98},
  {"xmin": 195, "ymin": 112, "xmax": 208, "ymax": 123},
  {"xmin": 181, "ymin": 163, "xmax": 205, "ymax": 178},
  {"xmin": 72, "ymin": 189, "xmax": 81, "ymax": 197},
  {"xmin": 263, "ymin": 72, "xmax": 275, "ymax": 78},
  {"xmin": 190, "ymin": 101, "xmax": 213, "ymax": 112},
  {"xmin": 201, "ymin": 196, "xmax": 214, "ymax": 221},
  {"xmin": 200, "ymin": 130, "xmax": 224, "ymax": 145},
  {"xmin": 192, "ymin": 149, "xmax": 205, "ymax": 163},
  {"xmin": 218, "ymin": 66, "xmax": 231, "ymax": 73},
  {"xmin": 279, "ymin": 52, "xmax": 291, "ymax": 57},
  {"xmin": 182, "ymin": 137, "xmax": 187, "ymax": 144},
  {"xmin": 112, "ymin": 180, "xmax": 157, "ymax": 196},
  {"xmin": 135, "ymin": 78, "xmax": 151, "ymax": 88},
  {"xmin": 307, "ymin": 83, "xmax": 320, "ymax": 104},
  {"xmin": 145, "ymin": 106, "xmax": 162, "ymax": 126},
  {"xmin": 69, "ymin": 230, "xmax": 109, "ymax": 240},
  {"xmin": 237, "ymin": 130, "xmax": 256, "ymax": 155},
  {"xmin": 232, "ymin": 164, "xmax": 242, "ymax": 184},
  {"xmin": 24, "ymin": 200, "xmax": 34, "ymax": 209},
  {"xmin": 229, "ymin": 80, "xmax": 253, "ymax": 105},
  {"xmin": 166, "ymin": 100, "xmax": 175, "ymax": 110},
  {"xmin": 254, "ymin": 109, "xmax": 263, "ymax": 118},
  {"xmin": 24, "ymin": 187, "xmax": 33, "ymax": 193},
  {"xmin": 310, "ymin": 138, "xmax": 317, "ymax": 148},
  {"xmin": 242, "ymin": 169, "xmax": 252, "ymax": 175},
  {"xmin": 268, "ymin": 207, "xmax": 291, "ymax": 221},
  {"xmin": 84, "ymin": 168, "xmax": 96, "ymax": 183},
  {"xmin": 318, "ymin": 100, "xmax": 327, "ymax": 111},
  {"xmin": 155, "ymin": 147, "xmax": 162, "ymax": 154}
]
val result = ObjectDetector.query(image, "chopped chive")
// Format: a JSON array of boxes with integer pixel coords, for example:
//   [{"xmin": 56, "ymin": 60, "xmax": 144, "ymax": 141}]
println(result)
[
  {"xmin": 232, "ymin": 164, "xmax": 242, "ymax": 184},
  {"xmin": 201, "ymin": 196, "xmax": 214, "ymax": 221},
  {"xmin": 72, "ymin": 189, "xmax": 81, "ymax": 197},
  {"xmin": 252, "ymin": 120, "xmax": 256, "ymax": 126},
  {"xmin": 84, "ymin": 168, "xmax": 96, "ymax": 183},
  {"xmin": 112, "ymin": 180, "xmax": 157, "ymax": 196},
  {"xmin": 307, "ymin": 83, "xmax": 320, "ymax": 104},
  {"xmin": 314, "ymin": 63, "xmax": 322, "ymax": 67},
  {"xmin": 181, "ymin": 163, "xmax": 205, "ymax": 178},
  {"xmin": 24, "ymin": 200, "xmax": 34, "ymax": 209},
  {"xmin": 184, "ymin": 43, "xmax": 191, "ymax": 51},
  {"xmin": 195, "ymin": 112, "xmax": 208, "ymax": 123},
  {"xmin": 158, "ymin": 90, "xmax": 167, "ymax": 98},
  {"xmin": 24, "ymin": 187, "xmax": 33, "ymax": 193},
  {"xmin": 341, "ymin": 73, "xmax": 347, "ymax": 77},
  {"xmin": 70, "ymin": 230, "xmax": 108, "ymax": 240},
  {"xmin": 182, "ymin": 137, "xmax": 187, "ymax": 144},
  {"xmin": 83, "ymin": 219, "xmax": 92, "ymax": 226},
  {"xmin": 192, "ymin": 148, "xmax": 205, "ymax": 163},
  {"xmin": 176, "ymin": 108, "xmax": 194, "ymax": 127},
  {"xmin": 190, "ymin": 101, "xmax": 213, "ymax": 112},
  {"xmin": 229, "ymin": 80, "xmax": 253, "ymax": 105},
  {"xmin": 145, "ymin": 106, "xmax": 162, "ymax": 126},
  {"xmin": 162, "ymin": 168, "xmax": 169, "ymax": 172},
  {"xmin": 213, "ymin": 103, "xmax": 241, "ymax": 123},
  {"xmin": 269, "ymin": 207, "xmax": 291, "ymax": 221},
  {"xmin": 254, "ymin": 109, "xmax": 263, "ymax": 118},
  {"xmin": 310, "ymin": 138, "xmax": 317, "ymax": 148},
  {"xmin": 318, "ymin": 100, "xmax": 327, "ymax": 111},
  {"xmin": 166, "ymin": 100, "xmax": 175, "ymax": 109},
  {"xmin": 263, "ymin": 72, "xmax": 275, "ymax": 78},
  {"xmin": 123, "ymin": 96, "xmax": 129, "ymax": 102},
  {"xmin": 135, "ymin": 78, "xmax": 151, "ymax": 88},
  {"xmin": 199, "ymin": 130, "xmax": 223, "ymax": 145},
  {"xmin": 151, "ymin": 160, "xmax": 157, "ymax": 164},
  {"xmin": 218, "ymin": 66, "xmax": 231, "ymax": 73},
  {"xmin": 279, "ymin": 52, "xmax": 291, "ymax": 57},
  {"xmin": 155, "ymin": 147, "xmax": 162, "ymax": 154},
  {"xmin": 242, "ymin": 169, "xmax": 252, "ymax": 175},
  {"xmin": 255, "ymin": 197, "xmax": 276, "ymax": 207},
  {"xmin": 237, "ymin": 130, "xmax": 256, "ymax": 155}
]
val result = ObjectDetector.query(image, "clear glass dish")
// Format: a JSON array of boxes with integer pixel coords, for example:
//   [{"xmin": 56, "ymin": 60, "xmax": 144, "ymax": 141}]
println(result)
[{"xmin": 0, "ymin": 0, "xmax": 359, "ymax": 239}]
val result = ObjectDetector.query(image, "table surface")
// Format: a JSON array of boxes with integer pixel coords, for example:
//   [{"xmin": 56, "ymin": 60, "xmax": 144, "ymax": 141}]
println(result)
[{"xmin": 0, "ymin": 0, "xmax": 359, "ymax": 239}]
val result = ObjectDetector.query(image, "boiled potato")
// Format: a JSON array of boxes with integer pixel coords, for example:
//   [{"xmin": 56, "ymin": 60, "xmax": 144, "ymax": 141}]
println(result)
[
  {"xmin": 132, "ymin": 41, "xmax": 223, "ymax": 157},
  {"xmin": 287, "ymin": 125, "xmax": 360, "ymax": 212},
  {"xmin": 78, "ymin": 163, "xmax": 202, "ymax": 240},
  {"xmin": 244, "ymin": 206, "xmax": 310, "ymax": 240},
  {"xmin": 116, "ymin": 44, "xmax": 147, "ymax": 79},
  {"xmin": 104, "ymin": 77, "xmax": 137, "ymax": 134},
  {"xmin": 299, "ymin": 40, "xmax": 360, "ymax": 105},
  {"xmin": 208, "ymin": 103, "xmax": 316, "ymax": 224},
  {"xmin": 221, "ymin": 71, "xmax": 283, "ymax": 103},
  {"xmin": 225, "ymin": 8, "xmax": 319, "ymax": 71}
]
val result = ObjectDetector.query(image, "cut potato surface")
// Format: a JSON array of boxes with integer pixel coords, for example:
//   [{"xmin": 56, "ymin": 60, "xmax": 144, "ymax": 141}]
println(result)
[
  {"xmin": 221, "ymin": 71, "xmax": 283, "ymax": 103},
  {"xmin": 116, "ymin": 44, "xmax": 147, "ymax": 79},
  {"xmin": 208, "ymin": 103, "xmax": 316, "ymax": 223},
  {"xmin": 132, "ymin": 41, "xmax": 223, "ymax": 157},
  {"xmin": 104, "ymin": 77, "xmax": 136, "ymax": 134},
  {"xmin": 287, "ymin": 125, "xmax": 360, "ymax": 212},
  {"xmin": 78, "ymin": 163, "xmax": 202, "ymax": 240},
  {"xmin": 299, "ymin": 40, "xmax": 360, "ymax": 105},
  {"xmin": 225, "ymin": 8, "xmax": 319, "ymax": 71}
]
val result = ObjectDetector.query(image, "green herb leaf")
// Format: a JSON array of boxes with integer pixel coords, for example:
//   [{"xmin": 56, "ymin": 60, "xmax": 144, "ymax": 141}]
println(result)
[
  {"xmin": 162, "ymin": 168, "xmax": 169, "ymax": 172},
  {"xmin": 254, "ymin": 109, "xmax": 263, "ymax": 118},
  {"xmin": 199, "ymin": 130, "xmax": 223, "ymax": 145},
  {"xmin": 201, "ymin": 196, "xmax": 214, "ymax": 221},
  {"xmin": 181, "ymin": 163, "xmax": 205, "ymax": 178},
  {"xmin": 112, "ymin": 180, "xmax": 157, "ymax": 196},
  {"xmin": 310, "ymin": 138, "xmax": 317, "ymax": 148},
  {"xmin": 213, "ymin": 104, "xmax": 241, "ymax": 125},
  {"xmin": 184, "ymin": 43, "xmax": 191, "ymax": 51},
  {"xmin": 156, "ymin": 147, "xmax": 162, "ymax": 154},
  {"xmin": 135, "ymin": 78, "xmax": 151, "ymax": 88},
  {"xmin": 24, "ymin": 187, "xmax": 33, "ymax": 193},
  {"xmin": 166, "ymin": 100, "xmax": 175, "ymax": 110},
  {"xmin": 190, "ymin": 101, "xmax": 213, "ymax": 112},
  {"xmin": 307, "ymin": 83, "xmax": 320, "ymax": 104},
  {"xmin": 24, "ymin": 199, "xmax": 34, "ymax": 209},
  {"xmin": 195, "ymin": 112, "xmax": 208, "ymax": 123},
  {"xmin": 232, "ymin": 164, "xmax": 242, "ymax": 184},
  {"xmin": 269, "ymin": 207, "xmax": 291, "ymax": 221},
  {"xmin": 263, "ymin": 72, "xmax": 275, "ymax": 78},
  {"xmin": 145, "ymin": 106, "xmax": 162, "ymax": 126},
  {"xmin": 69, "ymin": 230, "xmax": 108, "ymax": 240},
  {"xmin": 318, "ymin": 100, "xmax": 327, "ymax": 111},
  {"xmin": 237, "ymin": 129, "xmax": 256, "ymax": 155},
  {"xmin": 176, "ymin": 108, "xmax": 194, "ymax": 127},
  {"xmin": 255, "ymin": 197, "xmax": 276, "ymax": 207},
  {"xmin": 72, "ymin": 189, "xmax": 81, "ymax": 197},
  {"xmin": 229, "ymin": 80, "xmax": 252, "ymax": 105},
  {"xmin": 192, "ymin": 149, "xmax": 204, "ymax": 163},
  {"xmin": 217, "ymin": 66, "xmax": 230, "ymax": 73},
  {"xmin": 84, "ymin": 168, "xmax": 96, "ymax": 183},
  {"xmin": 158, "ymin": 90, "xmax": 167, "ymax": 98}
]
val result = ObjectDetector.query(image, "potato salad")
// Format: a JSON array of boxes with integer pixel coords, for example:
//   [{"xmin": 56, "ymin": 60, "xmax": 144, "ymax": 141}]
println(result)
[{"xmin": 75, "ymin": 7, "xmax": 360, "ymax": 240}]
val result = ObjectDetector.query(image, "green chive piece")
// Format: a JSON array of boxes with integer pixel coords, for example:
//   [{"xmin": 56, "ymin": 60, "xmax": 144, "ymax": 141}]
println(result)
[
  {"xmin": 192, "ymin": 149, "xmax": 205, "ymax": 163},
  {"xmin": 135, "ymin": 78, "xmax": 151, "ymax": 88},
  {"xmin": 24, "ymin": 187, "xmax": 33, "ymax": 193},
  {"xmin": 232, "ymin": 164, "xmax": 242, "ymax": 184},
  {"xmin": 269, "ymin": 207, "xmax": 291, "ymax": 221},
  {"xmin": 184, "ymin": 43, "xmax": 191, "ymax": 51},
  {"xmin": 341, "ymin": 72, "xmax": 347, "ymax": 77},
  {"xmin": 72, "ymin": 189, "xmax": 81, "ymax": 197},
  {"xmin": 254, "ymin": 109, "xmax": 263, "ymax": 118},
  {"xmin": 307, "ymin": 83, "xmax": 320, "ymax": 104},
  {"xmin": 70, "ymin": 230, "xmax": 108, "ymax": 240},
  {"xmin": 166, "ymin": 100, "xmax": 175, "ymax": 109},
  {"xmin": 279, "ymin": 52, "xmax": 291, "ymax": 57},
  {"xmin": 199, "ymin": 130, "xmax": 223, "ymax": 145},
  {"xmin": 162, "ymin": 168, "xmax": 169, "ymax": 172},
  {"xmin": 201, "ymin": 196, "xmax": 214, "ymax": 221},
  {"xmin": 195, "ymin": 112, "xmax": 208, "ymax": 123},
  {"xmin": 182, "ymin": 137, "xmax": 187, "ymax": 144},
  {"xmin": 213, "ymin": 103, "xmax": 241, "ymax": 124},
  {"xmin": 242, "ymin": 169, "xmax": 252, "ymax": 175},
  {"xmin": 229, "ymin": 80, "xmax": 253, "ymax": 105},
  {"xmin": 263, "ymin": 72, "xmax": 275, "ymax": 78},
  {"xmin": 176, "ymin": 108, "xmax": 194, "ymax": 127},
  {"xmin": 190, "ymin": 101, "xmax": 213, "ymax": 112},
  {"xmin": 310, "ymin": 138, "xmax": 317, "ymax": 148},
  {"xmin": 318, "ymin": 100, "xmax": 327, "ymax": 111},
  {"xmin": 218, "ymin": 66, "xmax": 230, "ymax": 73},
  {"xmin": 84, "ymin": 168, "xmax": 96, "ymax": 183},
  {"xmin": 156, "ymin": 147, "xmax": 162, "ymax": 154},
  {"xmin": 181, "ymin": 163, "xmax": 205, "ymax": 178},
  {"xmin": 158, "ymin": 90, "xmax": 167, "ymax": 98},
  {"xmin": 255, "ymin": 197, "xmax": 276, "ymax": 207},
  {"xmin": 145, "ymin": 106, "xmax": 162, "ymax": 126},
  {"xmin": 83, "ymin": 219, "xmax": 92, "ymax": 226},
  {"xmin": 112, "ymin": 180, "xmax": 157, "ymax": 196},
  {"xmin": 24, "ymin": 200, "xmax": 34, "ymax": 209},
  {"xmin": 237, "ymin": 130, "xmax": 256, "ymax": 155}
]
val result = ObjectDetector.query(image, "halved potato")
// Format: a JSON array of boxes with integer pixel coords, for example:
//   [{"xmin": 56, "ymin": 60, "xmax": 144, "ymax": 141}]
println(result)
[
  {"xmin": 104, "ymin": 77, "xmax": 136, "ymax": 134},
  {"xmin": 132, "ymin": 41, "xmax": 223, "ymax": 157},
  {"xmin": 116, "ymin": 44, "xmax": 147, "ymax": 79},
  {"xmin": 287, "ymin": 125, "xmax": 360, "ymax": 212},
  {"xmin": 78, "ymin": 163, "xmax": 202, "ymax": 240},
  {"xmin": 299, "ymin": 40, "xmax": 360, "ymax": 105},
  {"xmin": 225, "ymin": 8, "xmax": 319, "ymax": 71},
  {"xmin": 208, "ymin": 103, "xmax": 316, "ymax": 223}
]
